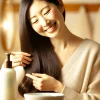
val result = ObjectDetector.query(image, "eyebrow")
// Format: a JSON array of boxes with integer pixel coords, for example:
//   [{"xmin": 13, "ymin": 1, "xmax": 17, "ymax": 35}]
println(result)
[{"xmin": 30, "ymin": 5, "xmax": 49, "ymax": 20}]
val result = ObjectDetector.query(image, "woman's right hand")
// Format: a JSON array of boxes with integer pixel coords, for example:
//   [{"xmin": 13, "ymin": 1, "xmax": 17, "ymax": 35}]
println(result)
[{"xmin": 10, "ymin": 52, "xmax": 32, "ymax": 68}]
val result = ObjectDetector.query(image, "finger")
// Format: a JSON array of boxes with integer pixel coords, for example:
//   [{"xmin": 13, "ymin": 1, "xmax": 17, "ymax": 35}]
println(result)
[
  {"xmin": 14, "ymin": 55, "xmax": 32, "ymax": 61},
  {"xmin": 12, "ymin": 62, "xmax": 26, "ymax": 67},
  {"xmin": 13, "ymin": 58, "xmax": 31, "ymax": 65},
  {"xmin": 26, "ymin": 74, "xmax": 34, "ymax": 79},
  {"xmin": 12, "ymin": 55, "xmax": 32, "ymax": 62},
  {"xmin": 11, "ymin": 52, "xmax": 31, "ymax": 56},
  {"xmin": 32, "ymin": 73, "xmax": 46, "ymax": 78},
  {"xmin": 33, "ymin": 83, "xmax": 41, "ymax": 90},
  {"xmin": 33, "ymin": 80, "xmax": 40, "ymax": 87},
  {"xmin": 22, "ymin": 56, "xmax": 32, "ymax": 62},
  {"xmin": 26, "ymin": 74, "xmax": 41, "ymax": 82},
  {"xmin": 32, "ymin": 80, "xmax": 43, "ymax": 91}
]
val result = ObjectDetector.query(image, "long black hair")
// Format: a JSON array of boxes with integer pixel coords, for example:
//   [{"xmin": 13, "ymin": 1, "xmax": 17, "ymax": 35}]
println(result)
[{"xmin": 18, "ymin": 0, "xmax": 65, "ymax": 96}]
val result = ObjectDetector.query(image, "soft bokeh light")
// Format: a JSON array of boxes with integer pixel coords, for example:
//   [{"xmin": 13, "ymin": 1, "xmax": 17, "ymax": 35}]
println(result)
[
  {"xmin": 2, "ymin": 12, "xmax": 14, "ymax": 33},
  {"xmin": 3, "ymin": 20, "xmax": 11, "ymax": 31},
  {"xmin": 0, "ymin": 0, "xmax": 16, "ymax": 52}
]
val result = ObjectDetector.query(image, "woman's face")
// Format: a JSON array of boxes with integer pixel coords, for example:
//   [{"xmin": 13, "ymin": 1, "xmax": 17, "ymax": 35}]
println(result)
[{"xmin": 29, "ymin": 0, "xmax": 65, "ymax": 38}]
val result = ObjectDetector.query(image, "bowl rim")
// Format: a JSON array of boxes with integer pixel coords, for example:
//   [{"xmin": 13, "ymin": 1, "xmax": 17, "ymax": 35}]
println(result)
[{"xmin": 24, "ymin": 93, "xmax": 64, "ymax": 97}]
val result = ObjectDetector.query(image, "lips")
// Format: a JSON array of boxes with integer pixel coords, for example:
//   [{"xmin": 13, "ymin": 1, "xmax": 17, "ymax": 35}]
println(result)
[{"xmin": 44, "ymin": 22, "xmax": 56, "ymax": 33}]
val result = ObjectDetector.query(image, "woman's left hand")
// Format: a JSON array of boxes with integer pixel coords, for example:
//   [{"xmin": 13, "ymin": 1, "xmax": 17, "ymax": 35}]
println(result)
[{"xmin": 26, "ymin": 73, "xmax": 64, "ymax": 92}]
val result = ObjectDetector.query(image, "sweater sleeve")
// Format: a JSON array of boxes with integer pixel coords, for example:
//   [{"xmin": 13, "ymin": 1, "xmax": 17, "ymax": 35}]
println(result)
[{"xmin": 62, "ymin": 50, "xmax": 100, "ymax": 100}]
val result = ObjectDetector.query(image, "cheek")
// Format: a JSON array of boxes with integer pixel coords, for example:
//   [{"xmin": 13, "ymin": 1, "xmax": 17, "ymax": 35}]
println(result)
[
  {"xmin": 49, "ymin": 8, "xmax": 61, "ymax": 19},
  {"xmin": 32, "ymin": 24, "xmax": 43, "ymax": 33}
]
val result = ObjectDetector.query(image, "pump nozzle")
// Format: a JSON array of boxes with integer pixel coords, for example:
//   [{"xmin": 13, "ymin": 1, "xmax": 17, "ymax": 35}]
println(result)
[
  {"xmin": 6, "ymin": 53, "xmax": 11, "ymax": 61},
  {"xmin": 5, "ymin": 53, "xmax": 12, "ymax": 68}
]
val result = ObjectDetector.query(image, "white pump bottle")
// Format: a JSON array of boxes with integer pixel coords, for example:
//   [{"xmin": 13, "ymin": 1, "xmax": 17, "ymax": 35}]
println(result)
[{"xmin": 0, "ymin": 53, "xmax": 16, "ymax": 100}]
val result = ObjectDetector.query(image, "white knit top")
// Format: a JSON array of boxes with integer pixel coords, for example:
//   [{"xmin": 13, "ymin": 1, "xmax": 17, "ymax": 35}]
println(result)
[{"xmin": 61, "ymin": 39, "xmax": 100, "ymax": 100}]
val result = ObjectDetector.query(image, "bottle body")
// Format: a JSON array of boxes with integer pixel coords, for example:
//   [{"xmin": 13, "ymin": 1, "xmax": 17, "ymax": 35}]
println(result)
[{"xmin": 0, "ymin": 68, "xmax": 16, "ymax": 100}]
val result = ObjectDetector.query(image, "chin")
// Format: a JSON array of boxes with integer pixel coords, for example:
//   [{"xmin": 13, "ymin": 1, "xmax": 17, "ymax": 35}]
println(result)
[{"xmin": 46, "ymin": 32, "xmax": 58, "ymax": 38}]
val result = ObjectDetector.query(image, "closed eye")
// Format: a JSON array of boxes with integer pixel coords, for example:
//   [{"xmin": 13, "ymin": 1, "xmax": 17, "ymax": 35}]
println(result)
[
  {"xmin": 44, "ymin": 10, "xmax": 50, "ymax": 15},
  {"xmin": 32, "ymin": 20, "xmax": 38, "ymax": 24}
]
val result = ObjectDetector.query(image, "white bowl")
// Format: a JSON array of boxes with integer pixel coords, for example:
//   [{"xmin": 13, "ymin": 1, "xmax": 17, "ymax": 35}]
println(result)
[{"xmin": 24, "ymin": 93, "xmax": 64, "ymax": 100}]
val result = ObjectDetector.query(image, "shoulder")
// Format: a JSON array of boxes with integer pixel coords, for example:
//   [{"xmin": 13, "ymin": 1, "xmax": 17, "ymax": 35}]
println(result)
[{"xmin": 84, "ymin": 39, "xmax": 100, "ymax": 52}]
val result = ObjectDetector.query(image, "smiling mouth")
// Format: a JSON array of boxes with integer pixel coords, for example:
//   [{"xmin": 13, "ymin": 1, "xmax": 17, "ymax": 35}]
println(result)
[{"xmin": 45, "ymin": 22, "xmax": 57, "ymax": 33}]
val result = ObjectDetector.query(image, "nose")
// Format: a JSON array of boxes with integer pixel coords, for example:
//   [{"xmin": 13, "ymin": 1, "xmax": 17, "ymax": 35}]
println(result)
[{"xmin": 39, "ymin": 16, "xmax": 50, "ymax": 27}]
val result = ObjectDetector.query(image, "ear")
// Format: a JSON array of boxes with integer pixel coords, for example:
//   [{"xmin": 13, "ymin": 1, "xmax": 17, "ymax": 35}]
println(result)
[{"xmin": 58, "ymin": 0, "xmax": 65, "ymax": 13}]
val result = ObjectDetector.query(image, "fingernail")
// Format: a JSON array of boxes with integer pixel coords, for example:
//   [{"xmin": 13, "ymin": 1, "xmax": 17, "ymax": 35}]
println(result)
[{"xmin": 26, "ymin": 53, "xmax": 31, "ymax": 56}]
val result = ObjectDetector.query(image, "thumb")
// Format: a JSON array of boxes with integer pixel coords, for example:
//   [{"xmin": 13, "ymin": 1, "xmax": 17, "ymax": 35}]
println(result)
[{"xmin": 32, "ymin": 73, "xmax": 45, "ymax": 78}]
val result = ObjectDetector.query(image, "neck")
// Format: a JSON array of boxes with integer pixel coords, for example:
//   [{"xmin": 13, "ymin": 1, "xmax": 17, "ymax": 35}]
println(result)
[{"xmin": 50, "ymin": 27, "xmax": 77, "ymax": 52}]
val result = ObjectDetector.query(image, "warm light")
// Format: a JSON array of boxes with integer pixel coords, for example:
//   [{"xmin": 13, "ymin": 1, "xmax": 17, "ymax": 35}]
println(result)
[
  {"xmin": 2, "ymin": 20, "xmax": 12, "ymax": 31},
  {"xmin": 2, "ymin": 12, "xmax": 14, "ymax": 33},
  {"xmin": 1, "ymin": 17, "xmax": 14, "ymax": 50},
  {"xmin": 0, "ymin": 0, "xmax": 15, "ymax": 52}
]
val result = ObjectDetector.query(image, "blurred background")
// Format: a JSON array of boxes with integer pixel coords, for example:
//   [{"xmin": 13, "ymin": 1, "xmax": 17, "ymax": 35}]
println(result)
[{"xmin": 0, "ymin": 0, "xmax": 100, "ymax": 67}]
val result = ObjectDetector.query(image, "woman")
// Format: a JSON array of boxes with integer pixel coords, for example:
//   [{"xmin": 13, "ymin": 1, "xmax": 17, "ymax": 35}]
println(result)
[{"xmin": 4, "ymin": 0, "xmax": 100, "ymax": 100}]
